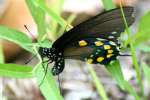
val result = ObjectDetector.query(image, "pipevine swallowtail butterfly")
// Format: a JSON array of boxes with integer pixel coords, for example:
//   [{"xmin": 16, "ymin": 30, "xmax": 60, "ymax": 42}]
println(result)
[{"xmin": 38, "ymin": 7, "xmax": 134, "ymax": 76}]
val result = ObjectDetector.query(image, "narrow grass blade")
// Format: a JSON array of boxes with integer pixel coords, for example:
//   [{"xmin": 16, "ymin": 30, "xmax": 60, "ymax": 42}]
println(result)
[
  {"xmin": 0, "ymin": 63, "xmax": 33, "ymax": 78},
  {"xmin": 26, "ymin": 0, "xmax": 46, "ymax": 40},
  {"xmin": 101, "ymin": 1, "xmax": 140, "ymax": 99},
  {"xmin": 34, "ymin": 64, "xmax": 63, "ymax": 100},
  {"xmin": 106, "ymin": 61, "xmax": 124, "ymax": 89},
  {"xmin": 120, "ymin": 4, "xmax": 144, "ymax": 97},
  {"xmin": 142, "ymin": 62, "xmax": 150, "ymax": 84},
  {"xmin": 88, "ymin": 64, "xmax": 108, "ymax": 100},
  {"xmin": 48, "ymin": 0, "xmax": 65, "ymax": 39},
  {"xmin": 106, "ymin": 61, "xmax": 140, "ymax": 100},
  {"xmin": 0, "ymin": 44, "xmax": 4, "ymax": 63},
  {"xmin": 0, "ymin": 26, "xmax": 32, "ymax": 52},
  {"xmin": 38, "ymin": 2, "xmax": 71, "ymax": 30}
]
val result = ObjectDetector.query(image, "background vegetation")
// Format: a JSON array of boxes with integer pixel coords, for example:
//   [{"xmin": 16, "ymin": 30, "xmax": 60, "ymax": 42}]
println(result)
[{"xmin": 0, "ymin": 0, "xmax": 150, "ymax": 100}]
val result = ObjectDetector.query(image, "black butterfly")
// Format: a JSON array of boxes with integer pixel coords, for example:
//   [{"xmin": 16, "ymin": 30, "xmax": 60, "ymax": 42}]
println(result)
[{"xmin": 38, "ymin": 7, "xmax": 134, "ymax": 76}]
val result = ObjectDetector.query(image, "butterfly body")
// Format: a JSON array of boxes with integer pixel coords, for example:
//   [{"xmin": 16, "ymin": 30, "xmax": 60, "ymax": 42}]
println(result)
[
  {"xmin": 38, "ymin": 7, "xmax": 135, "ymax": 76},
  {"xmin": 39, "ymin": 47, "xmax": 64, "ymax": 75}
]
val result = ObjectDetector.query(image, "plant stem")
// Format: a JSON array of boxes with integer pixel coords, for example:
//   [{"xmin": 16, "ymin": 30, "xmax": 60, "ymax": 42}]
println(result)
[
  {"xmin": 101, "ymin": 0, "xmax": 143, "ymax": 99},
  {"xmin": 119, "ymin": 3, "xmax": 144, "ymax": 97},
  {"xmin": 0, "ymin": 43, "xmax": 4, "ymax": 63},
  {"xmin": 88, "ymin": 65, "xmax": 108, "ymax": 100}
]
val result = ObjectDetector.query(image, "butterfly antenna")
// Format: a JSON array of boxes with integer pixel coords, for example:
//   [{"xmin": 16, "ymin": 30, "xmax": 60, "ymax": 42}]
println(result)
[
  {"xmin": 58, "ymin": 75, "xmax": 63, "ymax": 95},
  {"xmin": 119, "ymin": 54, "xmax": 132, "ymax": 56},
  {"xmin": 25, "ymin": 54, "xmax": 37, "ymax": 64},
  {"xmin": 24, "ymin": 25, "xmax": 39, "ymax": 64},
  {"xmin": 24, "ymin": 25, "xmax": 37, "ymax": 42}
]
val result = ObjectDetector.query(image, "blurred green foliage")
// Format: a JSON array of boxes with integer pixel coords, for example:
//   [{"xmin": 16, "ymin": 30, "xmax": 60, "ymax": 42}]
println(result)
[{"xmin": 0, "ymin": 0, "xmax": 150, "ymax": 100}]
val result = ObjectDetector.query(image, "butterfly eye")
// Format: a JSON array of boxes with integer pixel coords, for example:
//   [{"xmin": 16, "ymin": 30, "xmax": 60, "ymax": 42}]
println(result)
[{"xmin": 38, "ymin": 47, "xmax": 50, "ymax": 57}]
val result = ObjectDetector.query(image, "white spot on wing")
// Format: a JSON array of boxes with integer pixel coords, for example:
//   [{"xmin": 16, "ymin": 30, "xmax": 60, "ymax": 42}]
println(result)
[
  {"xmin": 112, "ymin": 31, "xmax": 117, "ymax": 34},
  {"xmin": 108, "ymin": 36, "xmax": 114, "ymax": 39}
]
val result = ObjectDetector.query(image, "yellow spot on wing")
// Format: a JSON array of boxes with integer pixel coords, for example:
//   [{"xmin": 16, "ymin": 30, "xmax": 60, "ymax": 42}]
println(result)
[
  {"xmin": 94, "ymin": 41, "xmax": 103, "ymax": 46},
  {"xmin": 97, "ymin": 57, "xmax": 104, "ymax": 62},
  {"xmin": 79, "ymin": 40, "xmax": 88, "ymax": 46},
  {"xmin": 104, "ymin": 45, "xmax": 111, "ymax": 50},
  {"xmin": 87, "ymin": 59, "xmax": 93, "ymax": 64},
  {"xmin": 108, "ymin": 50, "xmax": 113, "ymax": 53},
  {"xmin": 107, "ymin": 54, "xmax": 113, "ymax": 58}
]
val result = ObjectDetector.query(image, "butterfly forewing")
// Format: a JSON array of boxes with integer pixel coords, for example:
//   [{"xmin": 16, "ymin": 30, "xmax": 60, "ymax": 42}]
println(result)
[{"xmin": 52, "ymin": 7, "xmax": 134, "ymax": 50}]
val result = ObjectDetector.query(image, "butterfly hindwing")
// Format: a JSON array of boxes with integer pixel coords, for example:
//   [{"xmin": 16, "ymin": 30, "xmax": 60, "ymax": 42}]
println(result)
[
  {"xmin": 64, "ymin": 38, "xmax": 119, "ymax": 65},
  {"xmin": 52, "ymin": 56, "xmax": 65, "ymax": 75}
]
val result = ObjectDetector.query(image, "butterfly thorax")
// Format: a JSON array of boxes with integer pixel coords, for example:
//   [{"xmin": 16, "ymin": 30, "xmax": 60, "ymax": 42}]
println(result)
[
  {"xmin": 38, "ymin": 47, "xmax": 65, "ymax": 75},
  {"xmin": 38, "ymin": 47, "xmax": 57, "ymax": 62}
]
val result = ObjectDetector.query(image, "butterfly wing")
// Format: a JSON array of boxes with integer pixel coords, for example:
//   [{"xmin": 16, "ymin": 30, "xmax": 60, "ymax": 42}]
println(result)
[
  {"xmin": 48, "ymin": 7, "xmax": 134, "ymax": 75},
  {"xmin": 52, "ymin": 7, "xmax": 134, "ymax": 50},
  {"xmin": 63, "ymin": 38, "xmax": 120, "ymax": 65}
]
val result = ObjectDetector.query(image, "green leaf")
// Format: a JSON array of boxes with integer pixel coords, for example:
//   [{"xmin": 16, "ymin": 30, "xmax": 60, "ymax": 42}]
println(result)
[
  {"xmin": 26, "ymin": 40, "xmax": 52, "ymax": 49},
  {"xmin": 34, "ymin": 64, "xmax": 63, "ymax": 100},
  {"xmin": 37, "ymin": 1, "xmax": 71, "ymax": 30},
  {"xmin": 101, "ymin": 0, "xmax": 116, "ymax": 10},
  {"xmin": 139, "ymin": 12, "xmax": 150, "ymax": 32},
  {"xmin": 0, "ymin": 63, "xmax": 33, "ymax": 78},
  {"xmin": 106, "ymin": 61, "xmax": 125, "ymax": 89},
  {"xmin": 0, "ymin": 26, "xmax": 33, "ymax": 52},
  {"xmin": 26, "ymin": 0, "xmax": 46, "ymax": 40},
  {"xmin": 137, "ymin": 44, "xmax": 150, "ymax": 52},
  {"xmin": 50, "ymin": 0, "xmax": 65, "ymax": 14},
  {"xmin": 132, "ymin": 30, "xmax": 150, "ymax": 46},
  {"xmin": 88, "ymin": 64, "xmax": 108, "ymax": 100},
  {"xmin": 142, "ymin": 62, "xmax": 150, "ymax": 84},
  {"xmin": 0, "ymin": 44, "xmax": 4, "ymax": 63},
  {"xmin": 106, "ymin": 61, "xmax": 140, "ymax": 100},
  {"xmin": 126, "ymin": 12, "xmax": 150, "ymax": 46},
  {"xmin": 120, "ymin": 5, "xmax": 144, "ymax": 97},
  {"xmin": 58, "ymin": 14, "xmax": 77, "ymax": 36},
  {"xmin": 38, "ymin": 40, "xmax": 52, "ymax": 48}
]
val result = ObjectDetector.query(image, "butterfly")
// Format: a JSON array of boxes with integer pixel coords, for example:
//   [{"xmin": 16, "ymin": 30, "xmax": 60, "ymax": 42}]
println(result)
[{"xmin": 38, "ymin": 7, "xmax": 135, "ymax": 76}]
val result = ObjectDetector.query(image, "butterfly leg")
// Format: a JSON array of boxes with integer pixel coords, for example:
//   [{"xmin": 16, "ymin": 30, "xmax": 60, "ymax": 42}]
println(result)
[
  {"xmin": 41, "ymin": 58, "xmax": 53, "ymax": 72},
  {"xmin": 58, "ymin": 75, "xmax": 63, "ymax": 96},
  {"xmin": 39, "ymin": 60, "xmax": 52, "ymax": 86}
]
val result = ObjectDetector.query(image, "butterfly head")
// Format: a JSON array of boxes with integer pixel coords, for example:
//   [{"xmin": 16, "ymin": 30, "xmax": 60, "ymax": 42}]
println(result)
[
  {"xmin": 38, "ymin": 47, "xmax": 57, "ymax": 62},
  {"xmin": 38, "ymin": 47, "xmax": 65, "ymax": 76}
]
